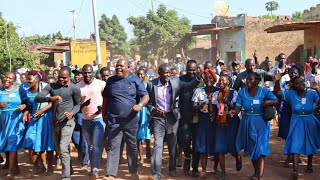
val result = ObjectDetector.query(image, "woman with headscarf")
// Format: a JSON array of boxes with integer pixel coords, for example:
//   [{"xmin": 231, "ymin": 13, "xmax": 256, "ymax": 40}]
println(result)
[
  {"xmin": 274, "ymin": 74, "xmax": 320, "ymax": 180},
  {"xmin": 230, "ymin": 72, "xmax": 278, "ymax": 180},
  {"xmin": 212, "ymin": 74, "xmax": 242, "ymax": 180},
  {"xmin": 191, "ymin": 69, "xmax": 218, "ymax": 178},
  {"xmin": 0, "ymin": 72, "xmax": 26, "ymax": 177},
  {"xmin": 21, "ymin": 70, "xmax": 54, "ymax": 176}
]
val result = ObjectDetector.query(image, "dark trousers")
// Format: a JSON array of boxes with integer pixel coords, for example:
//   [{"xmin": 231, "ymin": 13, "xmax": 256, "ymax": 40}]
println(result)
[
  {"xmin": 191, "ymin": 123, "xmax": 200, "ymax": 172},
  {"xmin": 151, "ymin": 113, "xmax": 179, "ymax": 178},
  {"xmin": 177, "ymin": 119, "xmax": 192, "ymax": 159},
  {"xmin": 105, "ymin": 126, "xmax": 138, "ymax": 177}
]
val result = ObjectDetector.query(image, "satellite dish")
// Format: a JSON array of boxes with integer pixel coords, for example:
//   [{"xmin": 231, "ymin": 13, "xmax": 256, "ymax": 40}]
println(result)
[{"xmin": 214, "ymin": 0, "xmax": 230, "ymax": 16}]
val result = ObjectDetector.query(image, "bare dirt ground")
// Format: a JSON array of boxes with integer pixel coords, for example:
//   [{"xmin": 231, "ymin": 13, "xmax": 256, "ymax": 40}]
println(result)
[{"xmin": 1, "ymin": 122, "xmax": 320, "ymax": 180}]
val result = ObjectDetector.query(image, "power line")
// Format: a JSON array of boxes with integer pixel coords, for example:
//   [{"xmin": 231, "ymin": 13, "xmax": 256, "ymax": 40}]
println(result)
[{"xmin": 65, "ymin": 0, "xmax": 86, "ymax": 37}]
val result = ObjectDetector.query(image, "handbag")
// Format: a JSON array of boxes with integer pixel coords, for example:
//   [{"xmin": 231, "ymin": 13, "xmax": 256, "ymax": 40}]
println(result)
[
  {"xmin": 263, "ymin": 106, "xmax": 276, "ymax": 121},
  {"xmin": 263, "ymin": 90, "xmax": 276, "ymax": 121}
]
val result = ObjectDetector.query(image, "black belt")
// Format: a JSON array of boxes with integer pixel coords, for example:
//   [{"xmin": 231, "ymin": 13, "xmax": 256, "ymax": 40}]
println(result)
[{"xmin": 156, "ymin": 110, "xmax": 172, "ymax": 117}]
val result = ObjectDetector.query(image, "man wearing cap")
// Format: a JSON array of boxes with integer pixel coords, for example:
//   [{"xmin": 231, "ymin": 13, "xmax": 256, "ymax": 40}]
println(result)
[
  {"xmin": 72, "ymin": 68, "xmax": 83, "ymax": 84},
  {"xmin": 174, "ymin": 54, "xmax": 186, "ymax": 74},
  {"xmin": 305, "ymin": 58, "xmax": 320, "ymax": 88},
  {"xmin": 228, "ymin": 61, "xmax": 241, "ymax": 88},
  {"xmin": 215, "ymin": 60, "xmax": 226, "ymax": 75}
]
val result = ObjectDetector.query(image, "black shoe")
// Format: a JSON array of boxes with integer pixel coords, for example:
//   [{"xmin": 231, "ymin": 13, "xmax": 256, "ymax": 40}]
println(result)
[
  {"xmin": 236, "ymin": 155, "xmax": 242, "ymax": 171},
  {"xmin": 305, "ymin": 167, "xmax": 313, "ymax": 173},
  {"xmin": 191, "ymin": 171, "xmax": 199, "ymax": 177},
  {"xmin": 183, "ymin": 159, "xmax": 191, "ymax": 173},
  {"xmin": 169, "ymin": 170, "xmax": 178, "ymax": 177}
]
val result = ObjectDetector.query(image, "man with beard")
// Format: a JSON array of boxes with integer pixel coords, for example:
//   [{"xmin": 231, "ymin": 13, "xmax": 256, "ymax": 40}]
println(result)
[
  {"xmin": 146, "ymin": 63, "xmax": 202, "ymax": 180},
  {"xmin": 102, "ymin": 58, "xmax": 149, "ymax": 180},
  {"xmin": 35, "ymin": 66, "xmax": 81, "ymax": 180},
  {"xmin": 176, "ymin": 60, "xmax": 199, "ymax": 175},
  {"xmin": 233, "ymin": 58, "xmax": 274, "ymax": 91},
  {"xmin": 76, "ymin": 64, "xmax": 106, "ymax": 179}
]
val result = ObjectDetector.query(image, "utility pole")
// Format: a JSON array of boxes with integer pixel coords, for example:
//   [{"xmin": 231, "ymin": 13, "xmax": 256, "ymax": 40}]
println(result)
[
  {"xmin": 70, "ymin": 10, "xmax": 76, "ymax": 40},
  {"xmin": 151, "ymin": 0, "xmax": 154, "ymax": 13},
  {"xmin": 92, "ymin": 0, "xmax": 102, "ymax": 64}
]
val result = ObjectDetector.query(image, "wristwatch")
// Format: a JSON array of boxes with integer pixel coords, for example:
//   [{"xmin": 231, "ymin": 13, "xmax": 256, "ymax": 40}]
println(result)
[{"xmin": 138, "ymin": 103, "xmax": 143, "ymax": 107}]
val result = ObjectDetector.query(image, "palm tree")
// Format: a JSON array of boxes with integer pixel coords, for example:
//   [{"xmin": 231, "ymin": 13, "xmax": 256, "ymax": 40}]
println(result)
[{"xmin": 265, "ymin": 1, "xmax": 279, "ymax": 16}]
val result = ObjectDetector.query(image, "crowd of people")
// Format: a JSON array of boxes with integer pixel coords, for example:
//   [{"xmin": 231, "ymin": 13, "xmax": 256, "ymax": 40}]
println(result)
[{"xmin": 0, "ymin": 53, "xmax": 320, "ymax": 180}]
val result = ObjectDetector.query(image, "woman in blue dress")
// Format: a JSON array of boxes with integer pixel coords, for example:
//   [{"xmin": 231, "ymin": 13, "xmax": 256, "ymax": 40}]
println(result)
[
  {"xmin": 277, "ymin": 66, "xmax": 301, "ymax": 166},
  {"xmin": 212, "ymin": 74, "xmax": 242, "ymax": 180},
  {"xmin": 274, "ymin": 75, "xmax": 320, "ymax": 180},
  {"xmin": 136, "ymin": 68, "xmax": 151, "ymax": 166},
  {"xmin": 230, "ymin": 72, "xmax": 278, "ymax": 180},
  {"xmin": 192, "ymin": 69, "xmax": 218, "ymax": 178},
  {"xmin": 0, "ymin": 72, "xmax": 26, "ymax": 177},
  {"xmin": 21, "ymin": 70, "xmax": 54, "ymax": 176}
]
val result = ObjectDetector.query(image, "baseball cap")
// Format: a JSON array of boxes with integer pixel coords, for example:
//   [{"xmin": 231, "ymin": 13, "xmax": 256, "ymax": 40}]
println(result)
[
  {"xmin": 72, "ymin": 68, "xmax": 82, "ymax": 74},
  {"xmin": 231, "ymin": 61, "xmax": 241, "ymax": 66},
  {"xmin": 176, "ymin": 54, "xmax": 182, "ymax": 58},
  {"xmin": 311, "ymin": 59, "xmax": 319, "ymax": 64},
  {"xmin": 218, "ymin": 60, "xmax": 225, "ymax": 64}
]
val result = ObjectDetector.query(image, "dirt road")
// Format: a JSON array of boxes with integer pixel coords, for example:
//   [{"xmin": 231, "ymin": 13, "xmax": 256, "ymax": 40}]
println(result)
[{"xmin": 1, "ymin": 123, "xmax": 320, "ymax": 180}]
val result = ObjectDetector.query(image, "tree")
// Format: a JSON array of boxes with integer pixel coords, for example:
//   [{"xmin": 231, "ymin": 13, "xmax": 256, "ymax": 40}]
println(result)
[
  {"xmin": 99, "ymin": 14, "xmax": 129, "ymax": 58},
  {"xmin": 292, "ymin": 11, "xmax": 303, "ymax": 22},
  {"xmin": 127, "ymin": 4, "xmax": 192, "ymax": 61},
  {"xmin": 265, "ymin": 1, "xmax": 279, "ymax": 16},
  {"xmin": 0, "ymin": 13, "xmax": 47, "ymax": 73},
  {"xmin": 22, "ymin": 34, "xmax": 54, "ymax": 45}
]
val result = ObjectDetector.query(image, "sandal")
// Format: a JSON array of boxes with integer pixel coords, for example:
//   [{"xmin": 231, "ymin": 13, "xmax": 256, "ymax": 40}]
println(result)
[{"xmin": 236, "ymin": 155, "xmax": 242, "ymax": 171}]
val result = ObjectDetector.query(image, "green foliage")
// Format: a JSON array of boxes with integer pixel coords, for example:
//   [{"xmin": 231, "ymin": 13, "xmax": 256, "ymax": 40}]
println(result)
[
  {"xmin": 265, "ymin": 1, "xmax": 279, "ymax": 16},
  {"xmin": 99, "ymin": 14, "xmax": 129, "ymax": 58},
  {"xmin": 258, "ymin": 14, "xmax": 277, "ymax": 19},
  {"xmin": 0, "ymin": 13, "xmax": 48, "ymax": 72},
  {"xmin": 22, "ymin": 34, "xmax": 54, "ymax": 45},
  {"xmin": 127, "ymin": 4, "xmax": 192, "ymax": 61},
  {"xmin": 292, "ymin": 11, "xmax": 303, "ymax": 22}
]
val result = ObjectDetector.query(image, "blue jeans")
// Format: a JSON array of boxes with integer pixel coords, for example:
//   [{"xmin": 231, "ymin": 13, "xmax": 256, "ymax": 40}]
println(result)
[{"xmin": 82, "ymin": 117, "xmax": 106, "ymax": 172}]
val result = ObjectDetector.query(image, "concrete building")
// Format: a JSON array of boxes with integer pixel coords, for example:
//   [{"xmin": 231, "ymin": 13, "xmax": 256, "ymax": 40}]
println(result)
[
  {"xmin": 188, "ymin": 14, "xmax": 304, "ymax": 68},
  {"xmin": 265, "ymin": 4, "xmax": 320, "ymax": 62}
]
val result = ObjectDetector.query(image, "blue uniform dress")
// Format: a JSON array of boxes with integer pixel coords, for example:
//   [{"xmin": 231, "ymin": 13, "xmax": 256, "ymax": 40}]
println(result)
[
  {"xmin": 0, "ymin": 86, "xmax": 26, "ymax": 152},
  {"xmin": 22, "ymin": 83, "xmax": 55, "ymax": 152},
  {"xmin": 137, "ymin": 106, "xmax": 151, "ymax": 141},
  {"xmin": 212, "ymin": 89, "xmax": 240, "ymax": 154},
  {"xmin": 235, "ymin": 86, "xmax": 277, "ymax": 160},
  {"xmin": 192, "ymin": 87, "xmax": 219, "ymax": 155},
  {"xmin": 137, "ymin": 83, "xmax": 151, "ymax": 141},
  {"xmin": 278, "ymin": 80, "xmax": 291, "ymax": 139},
  {"xmin": 282, "ymin": 90, "xmax": 320, "ymax": 155}
]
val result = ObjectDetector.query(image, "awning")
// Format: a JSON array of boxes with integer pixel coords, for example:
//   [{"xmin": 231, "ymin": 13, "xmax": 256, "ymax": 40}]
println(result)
[
  {"xmin": 265, "ymin": 21, "xmax": 320, "ymax": 33},
  {"xmin": 187, "ymin": 25, "xmax": 244, "ymax": 36}
]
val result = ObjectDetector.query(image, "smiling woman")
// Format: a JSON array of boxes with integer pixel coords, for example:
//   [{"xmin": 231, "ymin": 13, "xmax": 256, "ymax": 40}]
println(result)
[{"xmin": 0, "ymin": 72, "xmax": 27, "ymax": 177}]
